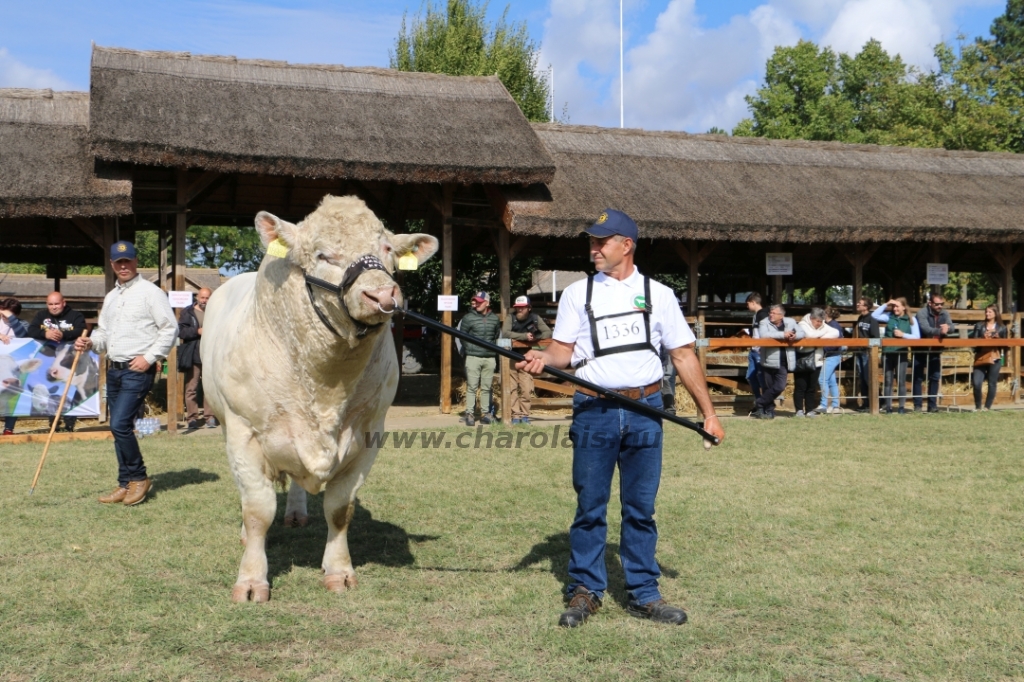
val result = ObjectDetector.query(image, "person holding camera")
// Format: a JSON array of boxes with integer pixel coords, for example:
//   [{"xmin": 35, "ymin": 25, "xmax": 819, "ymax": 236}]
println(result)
[
  {"xmin": 872, "ymin": 298, "xmax": 920, "ymax": 414},
  {"xmin": 502, "ymin": 296, "xmax": 552, "ymax": 425},
  {"xmin": 913, "ymin": 292, "xmax": 955, "ymax": 413},
  {"xmin": 970, "ymin": 304, "xmax": 1007, "ymax": 411}
]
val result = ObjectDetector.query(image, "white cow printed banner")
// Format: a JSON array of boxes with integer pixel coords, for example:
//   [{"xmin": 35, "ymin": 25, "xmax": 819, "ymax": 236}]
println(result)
[{"xmin": 0, "ymin": 339, "xmax": 101, "ymax": 417}]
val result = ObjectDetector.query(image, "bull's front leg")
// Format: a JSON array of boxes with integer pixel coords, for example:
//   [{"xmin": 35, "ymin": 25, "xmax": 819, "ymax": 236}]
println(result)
[
  {"xmin": 226, "ymin": 424, "xmax": 276, "ymax": 602},
  {"xmin": 320, "ymin": 451, "xmax": 377, "ymax": 593}
]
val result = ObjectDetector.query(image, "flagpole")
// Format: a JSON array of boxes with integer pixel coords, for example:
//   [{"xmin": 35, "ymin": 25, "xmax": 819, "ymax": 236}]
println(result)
[{"xmin": 620, "ymin": 0, "xmax": 624, "ymax": 128}]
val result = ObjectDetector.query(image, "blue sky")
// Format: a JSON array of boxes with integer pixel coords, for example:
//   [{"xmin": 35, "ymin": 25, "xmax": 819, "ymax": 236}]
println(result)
[{"xmin": 0, "ymin": 0, "xmax": 1009, "ymax": 132}]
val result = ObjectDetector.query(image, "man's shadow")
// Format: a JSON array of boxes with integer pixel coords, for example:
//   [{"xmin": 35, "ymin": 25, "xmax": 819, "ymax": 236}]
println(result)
[
  {"xmin": 512, "ymin": 532, "xmax": 679, "ymax": 608},
  {"xmin": 147, "ymin": 468, "xmax": 219, "ymax": 501},
  {"xmin": 266, "ymin": 497, "xmax": 437, "ymax": 581}
]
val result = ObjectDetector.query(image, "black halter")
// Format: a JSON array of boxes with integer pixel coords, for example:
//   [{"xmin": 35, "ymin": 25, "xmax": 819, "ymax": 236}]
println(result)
[{"xmin": 303, "ymin": 254, "xmax": 392, "ymax": 338}]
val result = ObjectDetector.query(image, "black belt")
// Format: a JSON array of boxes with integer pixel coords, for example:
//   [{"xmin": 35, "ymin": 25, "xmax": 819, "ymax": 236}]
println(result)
[{"xmin": 108, "ymin": 360, "xmax": 156, "ymax": 373}]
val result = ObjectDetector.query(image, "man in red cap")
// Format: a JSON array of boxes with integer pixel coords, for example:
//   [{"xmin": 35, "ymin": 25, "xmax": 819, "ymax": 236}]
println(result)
[{"xmin": 502, "ymin": 296, "xmax": 551, "ymax": 424}]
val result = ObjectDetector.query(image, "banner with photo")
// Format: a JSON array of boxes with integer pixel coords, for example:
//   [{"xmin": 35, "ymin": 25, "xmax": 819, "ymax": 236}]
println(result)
[{"xmin": 0, "ymin": 339, "xmax": 101, "ymax": 418}]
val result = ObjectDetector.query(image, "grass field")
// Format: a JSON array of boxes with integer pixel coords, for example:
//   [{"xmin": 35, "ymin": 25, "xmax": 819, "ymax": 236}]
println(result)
[{"xmin": 2, "ymin": 412, "xmax": 1023, "ymax": 681}]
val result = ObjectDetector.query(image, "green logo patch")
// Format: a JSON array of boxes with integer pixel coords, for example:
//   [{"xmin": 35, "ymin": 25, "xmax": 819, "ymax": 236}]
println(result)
[{"xmin": 633, "ymin": 295, "xmax": 646, "ymax": 309}]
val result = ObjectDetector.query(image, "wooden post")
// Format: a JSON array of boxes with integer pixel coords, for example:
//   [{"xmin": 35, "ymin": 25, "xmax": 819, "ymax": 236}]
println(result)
[
  {"xmin": 987, "ymin": 245, "xmax": 1024, "ymax": 316},
  {"xmin": 498, "ymin": 227, "xmax": 511, "ymax": 424},
  {"xmin": 868, "ymin": 345, "xmax": 880, "ymax": 415},
  {"xmin": 930, "ymin": 242, "xmax": 943, "ymax": 296},
  {"xmin": 439, "ymin": 185, "xmax": 454, "ymax": 414},
  {"xmin": 103, "ymin": 217, "xmax": 115, "ymax": 292},
  {"xmin": 773, "ymin": 275, "xmax": 783, "ymax": 306},
  {"xmin": 1014, "ymin": 312, "xmax": 1022, "ymax": 404},
  {"xmin": 674, "ymin": 241, "xmax": 716, "ymax": 316},
  {"xmin": 166, "ymin": 171, "xmax": 188, "ymax": 436}
]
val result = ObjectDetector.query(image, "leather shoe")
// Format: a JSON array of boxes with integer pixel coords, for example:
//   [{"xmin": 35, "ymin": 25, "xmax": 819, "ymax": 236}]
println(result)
[
  {"xmin": 98, "ymin": 486, "xmax": 128, "ymax": 504},
  {"xmin": 123, "ymin": 478, "xmax": 152, "ymax": 506},
  {"xmin": 558, "ymin": 586, "xmax": 601, "ymax": 628},
  {"xmin": 626, "ymin": 598, "xmax": 688, "ymax": 625},
  {"xmin": 187, "ymin": 419, "xmax": 201, "ymax": 430}
]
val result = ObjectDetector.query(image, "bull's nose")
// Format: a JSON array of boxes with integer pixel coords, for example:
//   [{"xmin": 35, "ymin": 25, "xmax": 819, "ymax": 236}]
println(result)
[{"xmin": 364, "ymin": 285, "xmax": 398, "ymax": 308}]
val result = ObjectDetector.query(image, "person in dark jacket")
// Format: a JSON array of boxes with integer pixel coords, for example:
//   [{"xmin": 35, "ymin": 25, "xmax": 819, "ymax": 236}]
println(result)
[
  {"xmin": 853, "ymin": 297, "xmax": 880, "ymax": 411},
  {"xmin": 26, "ymin": 292, "xmax": 86, "ymax": 432},
  {"xmin": 501, "ymin": 296, "xmax": 552, "ymax": 424},
  {"xmin": 970, "ymin": 304, "xmax": 1007, "ymax": 410},
  {"xmin": 178, "ymin": 288, "xmax": 216, "ymax": 429},
  {"xmin": 913, "ymin": 292, "xmax": 955, "ymax": 413},
  {"xmin": 460, "ymin": 291, "xmax": 502, "ymax": 426}
]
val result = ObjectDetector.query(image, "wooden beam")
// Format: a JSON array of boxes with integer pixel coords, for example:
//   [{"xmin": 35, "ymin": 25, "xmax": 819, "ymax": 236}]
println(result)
[
  {"xmin": 166, "ymin": 170, "xmax": 189, "ymax": 437},
  {"xmin": 347, "ymin": 180, "xmax": 390, "ymax": 219},
  {"xmin": 440, "ymin": 185, "xmax": 454, "ymax": 415},
  {"xmin": 498, "ymin": 226, "xmax": 511, "ymax": 425},
  {"xmin": 102, "ymin": 218, "xmax": 115, "ymax": 294},
  {"xmin": 184, "ymin": 171, "xmax": 225, "ymax": 207},
  {"xmin": 509, "ymin": 236, "xmax": 530, "ymax": 260},
  {"xmin": 70, "ymin": 217, "xmax": 105, "ymax": 249}
]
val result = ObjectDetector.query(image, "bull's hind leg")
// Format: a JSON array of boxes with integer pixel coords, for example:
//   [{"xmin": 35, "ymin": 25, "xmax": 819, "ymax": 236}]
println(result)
[
  {"xmin": 320, "ymin": 451, "xmax": 378, "ymax": 593},
  {"xmin": 283, "ymin": 480, "xmax": 309, "ymax": 527},
  {"xmin": 226, "ymin": 424, "xmax": 276, "ymax": 602}
]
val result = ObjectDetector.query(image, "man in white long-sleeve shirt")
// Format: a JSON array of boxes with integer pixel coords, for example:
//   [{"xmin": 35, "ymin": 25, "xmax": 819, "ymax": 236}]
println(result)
[{"xmin": 76, "ymin": 241, "xmax": 178, "ymax": 506}]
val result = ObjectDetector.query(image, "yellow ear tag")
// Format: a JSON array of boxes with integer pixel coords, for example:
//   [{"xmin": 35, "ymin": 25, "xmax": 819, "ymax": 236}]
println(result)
[
  {"xmin": 398, "ymin": 253, "xmax": 419, "ymax": 271},
  {"xmin": 266, "ymin": 238, "xmax": 290, "ymax": 259}
]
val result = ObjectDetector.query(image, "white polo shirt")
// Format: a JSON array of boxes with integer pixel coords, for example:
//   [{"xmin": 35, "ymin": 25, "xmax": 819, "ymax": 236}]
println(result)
[{"xmin": 552, "ymin": 266, "xmax": 695, "ymax": 390}]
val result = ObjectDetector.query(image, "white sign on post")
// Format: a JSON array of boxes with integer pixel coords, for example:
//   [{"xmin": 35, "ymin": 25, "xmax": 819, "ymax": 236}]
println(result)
[
  {"xmin": 168, "ymin": 291, "xmax": 194, "ymax": 308},
  {"xmin": 437, "ymin": 295, "xmax": 459, "ymax": 312},
  {"xmin": 766, "ymin": 253, "xmax": 793, "ymax": 276},
  {"xmin": 926, "ymin": 263, "xmax": 949, "ymax": 286}
]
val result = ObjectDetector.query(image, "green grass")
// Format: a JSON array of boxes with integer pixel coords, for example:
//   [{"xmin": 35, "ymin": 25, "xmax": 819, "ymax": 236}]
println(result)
[{"xmin": 2, "ymin": 412, "xmax": 1023, "ymax": 681}]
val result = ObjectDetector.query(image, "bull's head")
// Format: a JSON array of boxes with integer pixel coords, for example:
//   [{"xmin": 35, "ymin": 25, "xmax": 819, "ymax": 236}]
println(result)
[{"xmin": 255, "ymin": 195, "xmax": 438, "ymax": 339}]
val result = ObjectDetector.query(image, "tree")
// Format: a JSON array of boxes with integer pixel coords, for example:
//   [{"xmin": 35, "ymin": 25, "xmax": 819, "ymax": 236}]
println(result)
[
  {"xmin": 390, "ymin": 0, "xmax": 550, "ymax": 122},
  {"xmin": 989, "ymin": 0, "xmax": 1024, "ymax": 63}
]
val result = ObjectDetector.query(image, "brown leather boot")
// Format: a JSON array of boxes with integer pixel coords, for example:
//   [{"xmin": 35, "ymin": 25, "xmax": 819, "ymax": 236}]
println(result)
[
  {"xmin": 98, "ymin": 486, "xmax": 128, "ymax": 504},
  {"xmin": 123, "ymin": 478, "xmax": 152, "ymax": 506}
]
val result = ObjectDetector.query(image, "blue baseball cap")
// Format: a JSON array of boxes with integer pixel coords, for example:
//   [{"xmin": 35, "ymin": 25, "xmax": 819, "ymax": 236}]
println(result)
[
  {"xmin": 110, "ymin": 241, "xmax": 137, "ymax": 260},
  {"xmin": 583, "ymin": 209, "xmax": 638, "ymax": 241}
]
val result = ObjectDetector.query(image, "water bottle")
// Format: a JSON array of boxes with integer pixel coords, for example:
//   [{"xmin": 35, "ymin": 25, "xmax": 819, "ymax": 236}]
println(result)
[{"xmin": 135, "ymin": 418, "xmax": 144, "ymax": 437}]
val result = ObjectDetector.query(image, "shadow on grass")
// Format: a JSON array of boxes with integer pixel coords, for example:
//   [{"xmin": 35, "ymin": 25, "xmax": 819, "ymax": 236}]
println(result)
[
  {"xmin": 266, "ymin": 498, "xmax": 438, "ymax": 582},
  {"xmin": 512, "ymin": 532, "xmax": 680, "ymax": 608},
  {"xmin": 148, "ymin": 468, "xmax": 220, "ymax": 500}
]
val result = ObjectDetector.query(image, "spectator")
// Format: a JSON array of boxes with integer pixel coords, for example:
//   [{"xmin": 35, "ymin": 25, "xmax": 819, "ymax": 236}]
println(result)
[
  {"xmin": 745, "ymin": 293, "xmax": 769, "ymax": 400},
  {"xmin": 460, "ymin": 291, "xmax": 501, "ymax": 426},
  {"xmin": 501, "ymin": 295, "xmax": 551, "ymax": 425},
  {"xmin": 853, "ymin": 297, "xmax": 880, "ymax": 411},
  {"xmin": 26, "ymin": 291, "xmax": 87, "ymax": 432},
  {"xmin": 751, "ymin": 304, "xmax": 805, "ymax": 420},
  {"xmin": 178, "ymin": 288, "xmax": 216, "ymax": 429},
  {"xmin": 795, "ymin": 308, "xmax": 839, "ymax": 417},
  {"xmin": 970, "ymin": 304, "xmax": 1007, "ymax": 411},
  {"xmin": 914, "ymin": 292, "xmax": 955, "ymax": 413},
  {"xmin": 873, "ymin": 298, "xmax": 920, "ymax": 414},
  {"xmin": 817, "ymin": 306, "xmax": 845, "ymax": 415},
  {"xmin": 1, "ymin": 297, "xmax": 29, "ymax": 436}
]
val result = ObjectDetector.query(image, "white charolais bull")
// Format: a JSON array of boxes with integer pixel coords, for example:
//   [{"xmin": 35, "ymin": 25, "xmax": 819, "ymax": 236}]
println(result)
[{"xmin": 202, "ymin": 195, "xmax": 438, "ymax": 602}]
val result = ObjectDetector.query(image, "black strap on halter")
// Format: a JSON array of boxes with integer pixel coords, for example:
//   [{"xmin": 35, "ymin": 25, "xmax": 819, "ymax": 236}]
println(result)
[{"xmin": 303, "ymin": 254, "xmax": 391, "ymax": 338}]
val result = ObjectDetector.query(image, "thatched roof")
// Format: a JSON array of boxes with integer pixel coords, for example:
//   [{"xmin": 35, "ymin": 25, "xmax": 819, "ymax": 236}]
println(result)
[
  {"xmin": 503, "ymin": 124, "xmax": 1024, "ymax": 243},
  {"xmin": 89, "ymin": 46, "xmax": 555, "ymax": 185},
  {"xmin": 0, "ymin": 89, "xmax": 131, "ymax": 219}
]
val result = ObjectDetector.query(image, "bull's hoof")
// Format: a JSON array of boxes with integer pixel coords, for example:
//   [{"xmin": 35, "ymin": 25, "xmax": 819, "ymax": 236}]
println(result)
[
  {"xmin": 323, "ymin": 573, "xmax": 357, "ymax": 593},
  {"xmin": 231, "ymin": 581, "xmax": 270, "ymax": 603},
  {"xmin": 283, "ymin": 512, "xmax": 309, "ymax": 528}
]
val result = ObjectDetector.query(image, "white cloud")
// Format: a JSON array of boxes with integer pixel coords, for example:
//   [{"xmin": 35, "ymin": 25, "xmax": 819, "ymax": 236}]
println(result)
[
  {"xmin": 540, "ymin": 0, "xmax": 1003, "ymax": 133},
  {"xmin": 0, "ymin": 48, "xmax": 75, "ymax": 90}
]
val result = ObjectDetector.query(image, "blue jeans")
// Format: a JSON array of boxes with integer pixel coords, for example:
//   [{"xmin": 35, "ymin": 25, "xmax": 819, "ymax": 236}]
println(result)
[
  {"xmin": 912, "ymin": 352, "xmax": 942, "ymax": 411},
  {"xmin": 746, "ymin": 350, "xmax": 763, "ymax": 400},
  {"xmin": 567, "ymin": 390, "xmax": 664, "ymax": 605},
  {"xmin": 107, "ymin": 367, "xmax": 154, "ymax": 486},
  {"xmin": 855, "ymin": 353, "xmax": 870, "ymax": 407},
  {"xmin": 818, "ymin": 355, "xmax": 841, "ymax": 409}
]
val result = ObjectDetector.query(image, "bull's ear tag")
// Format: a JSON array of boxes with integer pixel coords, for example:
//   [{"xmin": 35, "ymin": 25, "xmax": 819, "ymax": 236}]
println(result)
[
  {"xmin": 266, "ymin": 238, "xmax": 290, "ymax": 259},
  {"xmin": 398, "ymin": 253, "xmax": 419, "ymax": 271}
]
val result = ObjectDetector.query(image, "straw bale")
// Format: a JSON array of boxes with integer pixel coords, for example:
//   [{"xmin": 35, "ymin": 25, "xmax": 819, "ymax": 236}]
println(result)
[
  {"xmin": 0, "ymin": 89, "xmax": 131, "ymax": 218},
  {"xmin": 89, "ymin": 46, "xmax": 555, "ymax": 184},
  {"xmin": 504, "ymin": 124, "xmax": 1024, "ymax": 243}
]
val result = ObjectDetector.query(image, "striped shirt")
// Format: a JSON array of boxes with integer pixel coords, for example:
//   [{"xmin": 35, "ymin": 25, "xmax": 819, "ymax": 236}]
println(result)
[{"xmin": 91, "ymin": 274, "xmax": 178, "ymax": 364}]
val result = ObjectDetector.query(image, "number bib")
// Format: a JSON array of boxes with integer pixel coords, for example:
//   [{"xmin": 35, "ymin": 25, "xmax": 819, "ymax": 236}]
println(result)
[{"xmin": 575, "ymin": 275, "xmax": 660, "ymax": 367}]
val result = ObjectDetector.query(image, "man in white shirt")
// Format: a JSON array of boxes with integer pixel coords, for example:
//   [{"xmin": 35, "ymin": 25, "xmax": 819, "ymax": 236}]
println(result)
[
  {"xmin": 517, "ymin": 209, "xmax": 724, "ymax": 628},
  {"xmin": 76, "ymin": 241, "xmax": 178, "ymax": 506}
]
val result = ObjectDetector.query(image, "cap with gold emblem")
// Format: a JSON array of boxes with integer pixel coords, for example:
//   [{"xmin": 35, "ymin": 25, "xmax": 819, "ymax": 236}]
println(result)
[
  {"xmin": 583, "ymin": 208, "xmax": 638, "ymax": 241},
  {"xmin": 110, "ymin": 241, "xmax": 137, "ymax": 260}
]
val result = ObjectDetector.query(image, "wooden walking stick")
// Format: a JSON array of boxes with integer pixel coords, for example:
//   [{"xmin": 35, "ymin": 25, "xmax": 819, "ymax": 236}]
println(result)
[{"xmin": 29, "ymin": 329, "xmax": 90, "ymax": 495}]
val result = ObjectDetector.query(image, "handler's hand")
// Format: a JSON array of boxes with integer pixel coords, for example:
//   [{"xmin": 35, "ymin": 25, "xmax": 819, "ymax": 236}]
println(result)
[
  {"xmin": 74, "ymin": 337, "xmax": 93, "ymax": 352},
  {"xmin": 516, "ymin": 350, "xmax": 547, "ymax": 376},
  {"xmin": 129, "ymin": 355, "xmax": 151, "ymax": 372},
  {"xmin": 702, "ymin": 414, "xmax": 726, "ymax": 445}
]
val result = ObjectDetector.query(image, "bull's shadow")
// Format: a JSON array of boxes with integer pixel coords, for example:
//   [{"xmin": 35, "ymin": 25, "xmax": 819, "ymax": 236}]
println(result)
[
  {"xmin": 266, "ymin": 497, "xmax": 437, "ymax": 581},
  {"xmin": 512, "ymin": 532, "xmax": 680, "ymax": 608}
]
